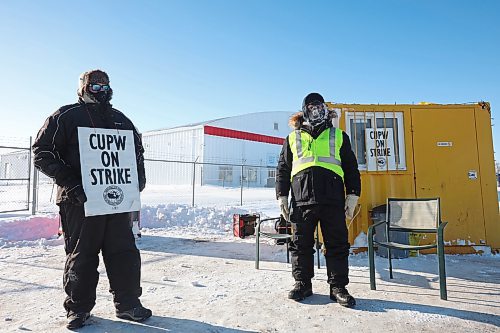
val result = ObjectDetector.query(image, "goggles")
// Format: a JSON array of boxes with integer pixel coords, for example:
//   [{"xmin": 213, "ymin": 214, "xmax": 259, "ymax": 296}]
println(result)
[
  {"xmin": 89, "ymin": 84, "xmax": 110, "ymax": 93},
  {"xmin": 306, "ymin": 100, "xmax": 324, "ymax": 111}
]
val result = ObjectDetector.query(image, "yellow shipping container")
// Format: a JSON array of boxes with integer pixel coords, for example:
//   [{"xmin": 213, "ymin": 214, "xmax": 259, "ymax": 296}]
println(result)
[{"xmin": 324, "ymin": 102, "xmax": 499, "ymax": 254}]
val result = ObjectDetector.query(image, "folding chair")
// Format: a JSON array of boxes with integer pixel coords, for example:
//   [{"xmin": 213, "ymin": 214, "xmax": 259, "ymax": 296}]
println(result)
[
  {"xmin": 255, "ymin": 216, "xmax": 292, "ymax": 269},
  {"xmin": 368, "ymin": 198, "xmax": 448, "ymax": 300},
  {"xmin": 255, "ymin": 216, "xmax": 323, "ymax": 270}
]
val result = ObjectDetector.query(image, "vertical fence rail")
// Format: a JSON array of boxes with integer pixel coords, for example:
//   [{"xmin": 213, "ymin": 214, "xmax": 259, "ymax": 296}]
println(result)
[
  {"xmin": 31, "ymin": 167, "xmax": 38, "ymax": 215},
  {"xmin": 192, "ymin": 157, "xmax": 198, "ymax": 207},
  {"xmin": 240, "ymin": 164, "xmax": 244, "ymax": 206},
  {"xmin": 27, "ymin": 137, "xmax": 32, "ymax": 210}
]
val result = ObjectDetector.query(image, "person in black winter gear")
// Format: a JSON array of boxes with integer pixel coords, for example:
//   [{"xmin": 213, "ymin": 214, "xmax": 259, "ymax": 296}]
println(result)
[
  {"xmin": 32, "ymin": 69, "xmax": 151, "ymax": 328},
  {"xmin": 276, "ymin": 92, "xmax": 361, "ymax": 307}
]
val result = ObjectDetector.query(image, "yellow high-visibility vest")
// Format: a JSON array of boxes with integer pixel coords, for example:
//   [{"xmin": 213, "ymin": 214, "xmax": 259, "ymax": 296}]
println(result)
[{"xmin": 289, "ymin": 127, "xmax": 344, "ymax": 179}]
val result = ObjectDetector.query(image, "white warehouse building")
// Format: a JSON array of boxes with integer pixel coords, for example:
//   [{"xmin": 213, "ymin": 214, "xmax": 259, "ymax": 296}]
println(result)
[
  {"xmin": 142, "ymin": 111, "xmax": 294, "ymax": 187},
  {"xmin": 0, "ymin": 150, "xmax": 30, "ymax": 179}
]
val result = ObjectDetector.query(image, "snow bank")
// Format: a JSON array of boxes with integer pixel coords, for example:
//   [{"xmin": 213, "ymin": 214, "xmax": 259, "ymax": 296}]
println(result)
[
  {"xmin": 140, "ymin": 204, "xmax": 248, "ymax": 234},
  {"xmin": 0, "ymin": 214, "xmax": 59, "ymax": 242},
  {"xmin": 0, "ymin": 203, "xmax": 256, "ymax": 247}
]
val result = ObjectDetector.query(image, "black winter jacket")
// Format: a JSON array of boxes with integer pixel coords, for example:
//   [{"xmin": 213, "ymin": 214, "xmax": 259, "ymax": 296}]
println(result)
[
  {"xmin": 275, "ymin": 113, "xmax": 361, "ymax": 206},
  {"xmin": 32, "ymin": 100, "xmax": 146, "ymax": 204}
]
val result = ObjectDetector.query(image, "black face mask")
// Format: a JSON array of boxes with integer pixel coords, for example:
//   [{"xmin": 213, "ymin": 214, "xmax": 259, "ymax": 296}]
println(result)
[{"xmin": 92, "ymin": 91, "xmax": 110, "ymax": 104}]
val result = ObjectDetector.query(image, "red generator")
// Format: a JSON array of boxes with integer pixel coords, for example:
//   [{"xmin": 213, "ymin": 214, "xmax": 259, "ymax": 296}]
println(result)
[{"xmin": 233, "ymin": 214, "xmax": 259, "ymax": 239}]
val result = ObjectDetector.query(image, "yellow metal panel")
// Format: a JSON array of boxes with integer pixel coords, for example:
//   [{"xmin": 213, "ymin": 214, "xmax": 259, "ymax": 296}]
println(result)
[
  {"xmin": 411, "ymin": 107, "xmax": 485, "ymax": 245},
  {"xmin": 319, "ymin": 103, "xmax": 499, "ymax": 252},
  {"xmin": 347, "ymin": 174, "xmax": 415, "ymax": 244},
  {"xmin": 474, "ymin": 104, "xmax": 500, "ymax": 249},
  {"xmin": 319, "ymin": 104, "xmax": 416, "ymax": 244},
  {"xmin": 331, "ymin": 104, "xmax": 417, "ymax": 244}
]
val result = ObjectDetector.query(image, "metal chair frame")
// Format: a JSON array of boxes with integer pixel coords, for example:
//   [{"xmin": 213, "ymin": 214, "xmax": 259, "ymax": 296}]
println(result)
[
  {"xmin": 368, "ymin": 197, "xmax": 448, "ymax": 300},
  {"xmin": 255, "ymin": 216, "xmax": 292, "ymax": 269},
  {"xmin": 255, "ymin": 216, "xmax": 323, "ymax": 270}
]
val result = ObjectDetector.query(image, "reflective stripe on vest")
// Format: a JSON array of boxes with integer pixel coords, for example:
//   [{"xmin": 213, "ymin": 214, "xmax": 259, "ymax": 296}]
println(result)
[{"xmin": 289, "ymin": 127, "xmax": 344, "ymax": 179}]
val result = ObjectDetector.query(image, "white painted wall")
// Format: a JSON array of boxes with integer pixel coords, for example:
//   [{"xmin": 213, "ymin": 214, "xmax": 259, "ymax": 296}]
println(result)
[
  {"xmin": 202, "ymin": 135, "xmax": 281, "ymax": 187},
  {"xmin": 143, "ymin": 126, "xmax": 204, "ymax": 185},
  {"xmin": 209, "ymin": 111, "xmax": 293, "ymax": 138},
  {"xmin": 142, "ymin": 111, "xmax": 294, "ymax": 187},
  {"xmin": 0, "ymin": 150, "xmax": 30, "ymax": 179}
]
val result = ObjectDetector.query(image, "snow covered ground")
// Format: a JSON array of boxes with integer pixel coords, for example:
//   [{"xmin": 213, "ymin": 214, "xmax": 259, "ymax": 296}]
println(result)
[{"xmin": 0, "ymin": 186, "xmax": 499, "ymax": 332}]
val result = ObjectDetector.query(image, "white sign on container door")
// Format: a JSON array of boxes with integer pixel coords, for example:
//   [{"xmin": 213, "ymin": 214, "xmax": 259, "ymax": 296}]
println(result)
[
  {"xmin": 365, "ymin": 128, "xmax": 396, "ymax": 171},
  {"xmin": 78, "ymin": 127, "xmax": 140, "ymax": 216}
]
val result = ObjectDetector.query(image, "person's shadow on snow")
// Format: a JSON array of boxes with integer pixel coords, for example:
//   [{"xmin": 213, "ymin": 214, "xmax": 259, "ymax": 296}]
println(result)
[
  {"xmin": 330, "ymin": 298, "xmax": 499, "ymax": 327},
  {"xmin": 349, "ymin": 254, "xmax": 500, "ymax": 286},
  {"xmin": 293, "ymin": 296, "xmax": 499, "ymax": 327},
  {"xmin": 73, "ymin": 315, "xmax": 257, "ymax": 332},
  {"xmin": 297, "ymin": 294, "xmax": 332, "ymax": 306}
]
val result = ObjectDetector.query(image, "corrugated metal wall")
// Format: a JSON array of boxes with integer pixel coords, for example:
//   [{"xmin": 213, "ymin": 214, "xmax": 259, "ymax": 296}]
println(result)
[
  {"xmin": 202, "ymin": 135, "xmax": 281, "ymax": 187},
  {"xmin": 142, "ymin": 112, "xmax": 293, "ymax": 187},
  {"xmin": 0, "ymin": 151, "xmax": 30, "ymax": 179},
  {"xmin": 143, "ymin": 126, "xmax": 204, "ymax": 185},
  {"xmin": 210, "ymin": 111, "xmax": 292, "ymax": 138}
]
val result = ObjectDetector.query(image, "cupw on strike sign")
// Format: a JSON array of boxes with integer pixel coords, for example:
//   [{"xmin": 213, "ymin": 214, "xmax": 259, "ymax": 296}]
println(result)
[
  {"xmin": 365, "ymin": 128, "xmax": 396, "ymax": 171},
  {"xmin": 78, "ymin": 127, "xmax": 141, "ymax": 217}
]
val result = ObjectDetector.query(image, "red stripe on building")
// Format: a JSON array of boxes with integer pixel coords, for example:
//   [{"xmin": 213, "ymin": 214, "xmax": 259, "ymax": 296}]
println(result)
[{"xmin": 204, "ymin": 125, "xmax": 285, "ymax": 145}]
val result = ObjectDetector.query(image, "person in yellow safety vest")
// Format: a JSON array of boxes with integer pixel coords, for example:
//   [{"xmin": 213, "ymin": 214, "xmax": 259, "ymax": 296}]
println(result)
[{"xmin": 276, "ymin": 92, "xmax": 361, "ymax": 307}]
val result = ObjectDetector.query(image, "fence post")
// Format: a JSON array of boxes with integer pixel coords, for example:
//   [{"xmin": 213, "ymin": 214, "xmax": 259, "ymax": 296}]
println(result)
[
  {"xmin": 192, "ymin": 157, "xmax": 198, "ymax": 207},
  {"xmin": 31, "ymin": 168, "xmax": 38, "ymax": 215},
  {"xmin": 240, "ymin": 164, "xmax": 244, "ymax": 206},
  {"xmin": 27, "ymin": 136, "xmax": 32, "ymax": 212}
]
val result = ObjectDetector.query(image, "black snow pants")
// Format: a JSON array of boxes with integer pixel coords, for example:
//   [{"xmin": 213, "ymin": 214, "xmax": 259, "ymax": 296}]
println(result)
[
  {"xmin": 59, "ymin": 203, "xmax": 142, "ymax": 314},
  {"xmin": 289, "ymin": 203, "xmax": 350, "ymax": 287}
]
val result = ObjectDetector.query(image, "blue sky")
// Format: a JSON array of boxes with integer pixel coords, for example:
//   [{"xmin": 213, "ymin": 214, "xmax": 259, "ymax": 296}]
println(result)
[{"xmin": 0, "ymin": 0, "xmax": 499, "ymax": 161}]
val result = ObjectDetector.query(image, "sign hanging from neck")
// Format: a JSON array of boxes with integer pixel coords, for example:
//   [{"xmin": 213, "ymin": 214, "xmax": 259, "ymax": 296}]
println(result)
[{"xmin": 78, "ymin": 127, "xmax": 141, "ymax": 216}]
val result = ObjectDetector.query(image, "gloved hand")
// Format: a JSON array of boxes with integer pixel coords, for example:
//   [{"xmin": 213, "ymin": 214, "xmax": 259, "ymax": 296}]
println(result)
[
  {"xmin": 68, "ymin": 184, "xmax": 88, "ymax": 206},
  {"xmin": 278, "ymin": 196, "xmax": 290, "ymax": 221},
  {"xmin": 345, "ymin": 194, "xmax": 359, "ymax": 220}
]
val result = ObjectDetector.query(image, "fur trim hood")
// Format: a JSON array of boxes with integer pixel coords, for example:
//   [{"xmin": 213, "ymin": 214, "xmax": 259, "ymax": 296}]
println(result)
[
  {"xmin": 288, "ymin": 109, "xmax": 338, "ymax": 129},
  {"xmin": 78, "ymin": 69, "xmax": 110, "ymax": 97}
]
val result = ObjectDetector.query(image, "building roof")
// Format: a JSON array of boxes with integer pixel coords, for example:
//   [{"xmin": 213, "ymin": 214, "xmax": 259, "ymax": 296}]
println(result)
[{"xmin": 143, "ymin": 111, "xmax": 294, "ymax": 136}]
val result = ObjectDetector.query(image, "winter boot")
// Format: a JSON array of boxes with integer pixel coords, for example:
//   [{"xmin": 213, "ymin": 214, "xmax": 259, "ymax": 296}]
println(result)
[
  {"xmin": 116, "ymin": 305, "xmax": 152, "ymax": 322},
  {"xmin": 288, "ymin": 281, "xmax": 313, "ymax": 301},
  {"xmin": 66, "ymin": 312, "xmax": 90, "ymax": 329},
  {"xmin": 330, "ymin": 286, "xmax": 356, "ymax": 308}
]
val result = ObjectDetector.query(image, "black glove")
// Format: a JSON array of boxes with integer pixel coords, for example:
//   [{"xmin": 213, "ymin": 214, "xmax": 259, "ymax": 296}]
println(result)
[{"xmin": 68, "ymin": 184, "xmax": 88, "ymax": 206}]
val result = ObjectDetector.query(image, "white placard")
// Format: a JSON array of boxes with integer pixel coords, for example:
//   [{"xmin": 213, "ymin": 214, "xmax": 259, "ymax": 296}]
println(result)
[
  {"xmin": 78, "ymin": 127, "xmax": 141, "ymax": 216},
  {"xmin": 468, "ymin": 170, "xmax": 478, "ymax": 180},
  {"xmin": 365, "ymin": 128, "xmax": 396, "ymax": 171}
]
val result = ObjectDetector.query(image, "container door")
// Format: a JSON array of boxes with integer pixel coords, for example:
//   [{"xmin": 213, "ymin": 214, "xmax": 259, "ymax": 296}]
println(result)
[{"xmin": 411, "ymin": 107, "xmax": 486, "ymax": 245}]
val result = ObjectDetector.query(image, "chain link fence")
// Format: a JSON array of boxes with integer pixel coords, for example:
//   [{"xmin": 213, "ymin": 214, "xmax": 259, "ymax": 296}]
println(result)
[
  {"xmin": 28, "ymin": 158, "xmax": 279, "ymax": 213},
  {"xmin": 0, "ymin": 138, "xmax": 280, "ymax": 214},
  {"xmin": 142, "ymin": 158, "xmax": 277, "ymax": 207},
  {"xmin": 0, "ymin": 137, "xmax": 32, "ymax": 213},
  {"xmin": 32, "ymin": 169, "xmax": 57, "ymax": 213}
]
